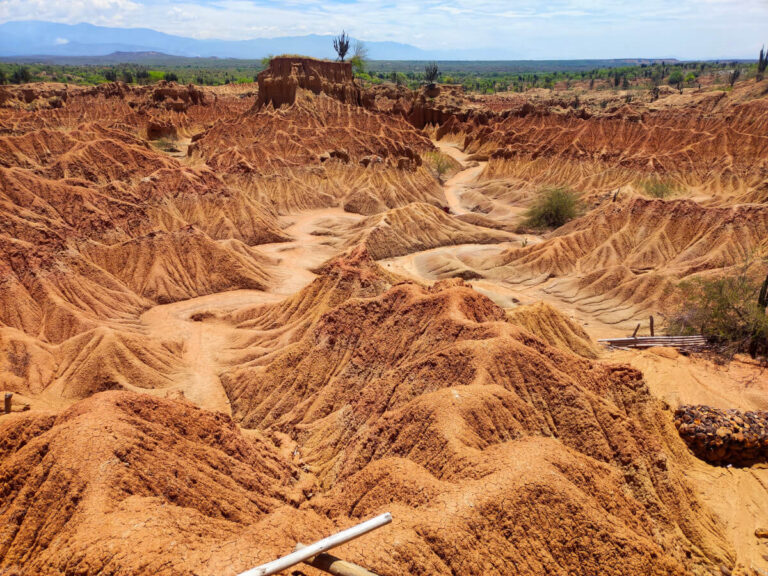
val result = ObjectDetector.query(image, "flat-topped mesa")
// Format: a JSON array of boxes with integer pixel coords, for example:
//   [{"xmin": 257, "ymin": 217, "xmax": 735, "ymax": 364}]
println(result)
[{"xmin": 255, "ymin": 56, "xmax": 362, "ymax": 109}]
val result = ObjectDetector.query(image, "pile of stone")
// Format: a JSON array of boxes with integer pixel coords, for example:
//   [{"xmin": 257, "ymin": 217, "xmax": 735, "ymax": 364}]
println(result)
[{"xmin": 674, "ymin": 405, "xmax": 768, "ymax": 466}]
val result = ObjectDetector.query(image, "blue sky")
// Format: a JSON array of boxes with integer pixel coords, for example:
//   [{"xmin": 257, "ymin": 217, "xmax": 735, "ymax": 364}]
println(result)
[{"xmin": 1, "ymin": 0, "xmax": 766, "ymax": 58}]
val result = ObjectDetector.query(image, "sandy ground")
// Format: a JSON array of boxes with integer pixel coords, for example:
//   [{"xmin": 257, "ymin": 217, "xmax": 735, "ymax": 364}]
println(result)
[
  {"xmin": 259, "ymin": 208, "xmax": 364, "ymax": 294},
  {"xmin": 436, "ymin": 140, "xmax": 485, "ymax": 215},
  {"xmin": 140, "ymin": 290, "xmax": 284, "ymax": 415},
  {"xmin": 134, "ymin": 208, "xmax": 363, "ymax": 416}
]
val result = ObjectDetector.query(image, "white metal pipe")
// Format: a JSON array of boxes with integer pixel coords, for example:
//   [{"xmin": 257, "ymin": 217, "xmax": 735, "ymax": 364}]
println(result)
[{"xmin": 238, "ymin": 513, "xmax": 392, "ymax": 576}]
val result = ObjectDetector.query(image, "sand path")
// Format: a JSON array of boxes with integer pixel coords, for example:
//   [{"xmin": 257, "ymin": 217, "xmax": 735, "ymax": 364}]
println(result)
[
  {"xmin": 259, "ymin": 208, "xmax": 364, "ymax": 294},
  {"xmin": 140, "ymin": 290, "xmax": 283, "ymax": 415},
  {"xmin": 138, "ymin": 209, "xmax": 363, "ymax": 415},
  {"xmin": 435, "ymin": 140, "xmax": 487, "ymax": 214}
]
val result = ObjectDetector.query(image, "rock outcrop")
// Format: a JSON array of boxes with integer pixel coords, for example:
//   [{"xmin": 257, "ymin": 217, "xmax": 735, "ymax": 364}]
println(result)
[{"xmin": 256, "ymin": 57, "xmax": 362, "ymax": 109}]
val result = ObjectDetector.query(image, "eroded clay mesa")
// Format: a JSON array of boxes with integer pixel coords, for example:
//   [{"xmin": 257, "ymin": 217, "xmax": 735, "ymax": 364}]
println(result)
[
  {"xmin": 255, "ymin": 56, "xmax": 363, "ymax": 108},
  {"xmin": 1, "ymin": 57, "xmax": 767, "ymax": 576}
]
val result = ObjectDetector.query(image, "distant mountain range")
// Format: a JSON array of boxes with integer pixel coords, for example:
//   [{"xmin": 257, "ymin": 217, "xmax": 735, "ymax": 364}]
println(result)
[
  {"xmin": 0, "ymin": 21, "xmax": 434, "ymax": 60},
  {"xmin": 0, "ymin": 21, "xmax": 696, "ymax": 64}
]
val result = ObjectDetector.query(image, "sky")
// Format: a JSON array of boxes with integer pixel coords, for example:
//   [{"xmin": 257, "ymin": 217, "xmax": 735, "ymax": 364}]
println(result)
[{"xmin": 0, "ymin": 0, "xmax": 766, "ymax": 59}]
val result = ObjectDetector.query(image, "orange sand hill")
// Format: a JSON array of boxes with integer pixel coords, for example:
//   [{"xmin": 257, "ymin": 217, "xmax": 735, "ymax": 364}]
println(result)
[
  {"xmin": 408, "ymin": 82, "xmax": 768, "ymax": 203},
  {"xmin": 0, "ymin": 392, "xmax": 308, "ymax": 575},
  {"xmin": 2, "ymin": 61, "xmax": 768, "ymax": 576},
  {"xmin": 217, "ymin": 253, "xmax": 731, "ymax": 574},
  {"xmin": 190, "ymin": 57, "xmax": 444, "ymax": 214},
  {"xmin": 343, "ymin": 202, "xmax": 513, "ymax": 259},
  {"xmin": 471, "ymin": 197, "xmax": 768, "ymax": 323}
]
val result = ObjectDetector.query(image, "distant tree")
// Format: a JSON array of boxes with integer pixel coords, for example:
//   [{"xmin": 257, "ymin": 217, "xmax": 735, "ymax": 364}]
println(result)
[
  {"xmin": 668, "ymin": 69, "xmax": 684, "ymax": 89},
  {"xmin": 164, "ymin": 71, "xmax": 179, "ymax": 82},
  {"xmin": 136, "ymin": 68, "xmax": 150, "ymax": 84},
  {"xmin": 10, "ymin": 66, "xmax": 31, "ymax": 84},
  {"xmin": 684, "ymin": 71, "xmax": 696, "ymax": 85},
  {"xmin": 121, "ymin": 69, "xmax": 134, "ymax": 84},
  {"xmin": 0, "ymin": 68, "xmax": 6, "ymax": 85},
  {"xmin": 728, "ymin": 68, "xmax": 740, "ymax": 87},
  {"xmin": 758, "ymin": 45, "xmax": 767, "ymax": 81},
  {"xmin": 260, "ymin": 54, "xmax": 274, "ymax": 69},
  {"xmin": 103, "ymin": 69, "xmax": 117, "ymax": 82},
  {"xmin": 333, "ymin": 31, "xmax": 351, "ymax": 62},
  {"xmin": 424, "ymin": 61, "xmax": 439, "ymax": 85},
  {"xmin": 349, "ymin": 41, "xmax": 368, "ymax": 75}
]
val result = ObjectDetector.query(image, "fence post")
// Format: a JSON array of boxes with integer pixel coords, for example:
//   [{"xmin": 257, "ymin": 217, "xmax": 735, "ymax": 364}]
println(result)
[{"xmin": 4, "ymin": 392, "xmax": 12, "ymax": 414}]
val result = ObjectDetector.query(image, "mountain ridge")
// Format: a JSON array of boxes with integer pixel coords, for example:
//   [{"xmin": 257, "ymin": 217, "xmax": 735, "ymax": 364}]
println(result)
[{"xmin": 0, "ymin": 20, "xmax": 432, "ymax": 60}]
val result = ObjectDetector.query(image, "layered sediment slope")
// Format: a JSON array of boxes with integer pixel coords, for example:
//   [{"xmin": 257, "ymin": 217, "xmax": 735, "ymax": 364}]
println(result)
[
  {"xmin": 417, "ymin": 83, "xmax": 768, "ymax": 202},
  {"xmin": 219, "ymin": 253, "xmax": 731, "ymax": 574},
  {"xmin": 471, "ymin": 197, "xmax": 768, "ymax": 323},
  {"xmin": 191, "ymin": 57, "xmax": 443, "ymax": 214},
  {"xmin": 2, "ymin": 60, "xmax": 768, "ymax": 576},
  {"xmin": 343, "ymin": 202, "xmax": 513, "ymax": 259}
]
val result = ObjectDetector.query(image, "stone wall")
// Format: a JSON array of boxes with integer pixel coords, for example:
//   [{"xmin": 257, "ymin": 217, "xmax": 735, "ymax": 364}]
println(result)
[{"xmin": 675, "ymin": 405, "xmax": 768, "ymax": 466}]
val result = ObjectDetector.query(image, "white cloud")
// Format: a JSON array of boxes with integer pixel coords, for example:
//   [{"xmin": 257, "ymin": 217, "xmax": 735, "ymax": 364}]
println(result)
[{"xmin": 0, "ymin": 0, "xmax": 140, "ymax": 25}]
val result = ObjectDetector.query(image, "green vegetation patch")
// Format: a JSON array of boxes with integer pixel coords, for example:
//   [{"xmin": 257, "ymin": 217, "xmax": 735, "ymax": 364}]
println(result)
[{"xmin": 523, "ymin": 186, "xmax": 582, "ymax": 230}]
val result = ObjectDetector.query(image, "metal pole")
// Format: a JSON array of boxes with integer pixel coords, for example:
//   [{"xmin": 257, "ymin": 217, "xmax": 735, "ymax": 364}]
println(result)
[
  {"xmin": 294, "ymin": 543, "xmax": 379, "ymax": 576},
  {"xmin": 238, "ymin": 513, "xmax": 392, "ymax": 576}
]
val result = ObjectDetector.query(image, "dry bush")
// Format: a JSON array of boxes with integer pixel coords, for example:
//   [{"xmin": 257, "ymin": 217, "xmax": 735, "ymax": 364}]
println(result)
[
  {"xmin": 424, "ymin": 150, "xmax": 453, "ymax": 182},
  {"xmin": 154, "ymin": 136, "xmax": 180, "ymax": 152},
  {"xmin": 641, "ymin": 177, "xmax": 678, "ymax": 199},
  {"xmin": 665, "ymin": 260, "xmax": 768, "ymax": 360}
]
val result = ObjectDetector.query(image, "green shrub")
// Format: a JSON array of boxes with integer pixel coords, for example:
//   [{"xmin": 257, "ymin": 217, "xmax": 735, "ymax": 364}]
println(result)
[
  {"xmin": 641, "ymin": 178, "xmax": 677, "ymax": 199},
  {"xmin": 666, "ymin": 263, "xmax": 768, "ymax": 359},
  {"xmin": 425, "ymin": 150, "xmax": 452, "ymax": 181},
  {"xmin": 523, "ymin": 187, "xmax": 582, "ymax": 229},
  {"xmin": 350, "ymin": 41, "xmax": 368, "ymax": 75}
]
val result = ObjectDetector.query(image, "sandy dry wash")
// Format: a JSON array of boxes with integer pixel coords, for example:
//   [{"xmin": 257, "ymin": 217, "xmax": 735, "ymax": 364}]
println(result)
[{"xmin": 1, "ymin": 57, "xmax": 768, "ymax": 576}]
